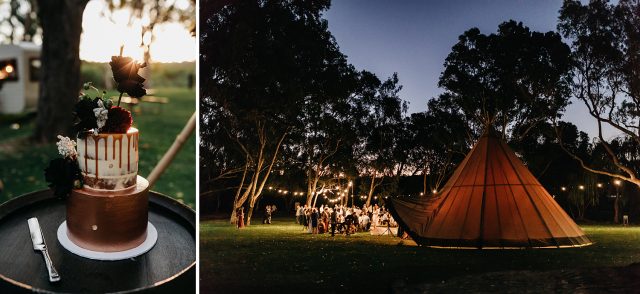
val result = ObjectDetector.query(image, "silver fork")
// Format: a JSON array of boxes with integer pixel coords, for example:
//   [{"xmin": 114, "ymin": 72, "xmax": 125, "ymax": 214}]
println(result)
[{"xmin": 27, "ymin": 217, "xmax": 60, "ymax": 282}]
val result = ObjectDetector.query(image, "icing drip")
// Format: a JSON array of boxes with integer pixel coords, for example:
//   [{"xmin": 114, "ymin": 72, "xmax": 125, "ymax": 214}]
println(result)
[
  {"xmin": 119, "ymin": 136, "xmax": 122, "ymax": 168},
  {"xmin": 84, "ymin": 139, "xmax": 88, "ymax": 173},
  {"xmin": 112, "ymin": 136, "xmax": 117, "ymax": 160},
  {"xmin": 94, "ymin": 137, "xmax": 99, "ymax": 179},
  {"xmin": 127, "ymin": 133, "xmax": 131, "ymax": 172}
]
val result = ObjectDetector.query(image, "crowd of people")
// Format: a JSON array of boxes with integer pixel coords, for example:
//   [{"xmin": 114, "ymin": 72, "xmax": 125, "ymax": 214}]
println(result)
[
  {"xmin": 235, "ymin": 202, "xmax": 401, "ymax": 238},
  {"xmin": 295, "ymin": 203, "xmax": 398, "ymax": 236}
]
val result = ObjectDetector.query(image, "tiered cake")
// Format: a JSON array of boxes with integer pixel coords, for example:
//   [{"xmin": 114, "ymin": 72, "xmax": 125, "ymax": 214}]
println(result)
[{"xmin": 66, "ymin": 128, "xmax": 149, "ymax": 252}]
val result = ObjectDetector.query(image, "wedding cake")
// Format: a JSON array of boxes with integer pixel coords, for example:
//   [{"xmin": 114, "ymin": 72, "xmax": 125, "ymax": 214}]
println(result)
[
  {"xmin": 66, "ymin": 128, "xmax": 149, "ymax": 252},
  {"xmin": 45, "ymin": 54, "xmax": 153, "ymax": 255}
]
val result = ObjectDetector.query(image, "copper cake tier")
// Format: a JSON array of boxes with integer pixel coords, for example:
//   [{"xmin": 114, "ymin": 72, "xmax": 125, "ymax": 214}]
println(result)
[
  {"xmin": 77, "ymin": 128, "xmax": 139, "ymax": 190},
  {"xmin": 66, "ymin": 176, "xmax": 149, "ymax": 252}
]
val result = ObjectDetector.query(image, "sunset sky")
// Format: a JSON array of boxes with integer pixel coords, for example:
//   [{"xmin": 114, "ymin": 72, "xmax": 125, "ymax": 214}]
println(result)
[{"xmin": 79, "ymin": 0, "xmax": 195, "ymax": 63}]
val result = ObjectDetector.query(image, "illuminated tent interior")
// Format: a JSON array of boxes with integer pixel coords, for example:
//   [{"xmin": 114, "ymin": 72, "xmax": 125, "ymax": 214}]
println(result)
[{"xmin": 389, "ymin": 129, "xmax": 592, "ymax": 249}]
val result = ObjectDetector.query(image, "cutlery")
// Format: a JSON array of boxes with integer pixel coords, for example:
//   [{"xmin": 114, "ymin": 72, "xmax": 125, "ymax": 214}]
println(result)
[{"xmin": 28, "ymin": 217, "xmax": 60, "ymax": 282}]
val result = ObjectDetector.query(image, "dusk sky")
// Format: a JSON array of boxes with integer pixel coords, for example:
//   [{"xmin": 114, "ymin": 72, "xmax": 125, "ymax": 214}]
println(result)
[{"xmin": 324, "ymin": 0, "xmax": 612, "ymax": 138}]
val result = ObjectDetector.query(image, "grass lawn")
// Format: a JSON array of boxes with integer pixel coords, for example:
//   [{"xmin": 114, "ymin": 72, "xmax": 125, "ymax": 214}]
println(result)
[
  {"xmin": 0, "ymin": 87, "xmax": 195, "ymax": 208},
  {"xmin": 200, "ymin": 217, "xmax": 640, "ymax": 293}
]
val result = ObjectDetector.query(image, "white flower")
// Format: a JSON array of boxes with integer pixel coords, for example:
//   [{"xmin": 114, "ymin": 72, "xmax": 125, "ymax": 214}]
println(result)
[
  {"xmin": 93, "ymin": 99, "xmax": 109, "ymax": 130},
  {"xmin": 56, "ymin": 135, "xmax": 77, "ymax": 158}
]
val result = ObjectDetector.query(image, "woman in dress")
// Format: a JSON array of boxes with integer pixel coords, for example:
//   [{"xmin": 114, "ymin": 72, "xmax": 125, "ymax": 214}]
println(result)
[
  {"xmin": 303, "ymin": 208, "xmax": 310, "ymax": 231},
  {"xmin": 237, "ymin": 207, "xmax": 245, "ymax": 229},
  {"xmin": 311, "ymin": 208, "xmax": 319, "ymax": 234},
  {"xmin": 321, "ymin": 208, "xmax": 329, "ymax": 234},
  {"xmin": 306, "ymin": 209, "xmax": 313, "ymax": 233}
]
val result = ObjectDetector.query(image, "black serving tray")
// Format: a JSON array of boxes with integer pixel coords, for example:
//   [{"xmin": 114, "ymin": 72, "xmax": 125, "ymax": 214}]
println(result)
[{"xmin": 0, "ymin": 190, "xmax": 195, "ymax": 293}]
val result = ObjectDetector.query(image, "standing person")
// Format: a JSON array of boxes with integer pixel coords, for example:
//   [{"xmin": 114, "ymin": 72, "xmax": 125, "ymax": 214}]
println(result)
[
  {"xmin": 321, "ymin": 208, "xmax": 329, "ymax": 234},
  {"xmin": 295, "ymin": 203, "xmax": 301, "ymax": 224},
  {"xmin": 306, "ymin": 208, "xmax": 313, "ymax": 233},
  {"xmin": 311, "ymin": 208, "xmax": 319, "ymax": 234},
  {"xmin": 303, "ymin": 208, "xmax": 310, "ymax": 231},
  {"xmin": 360, "ymin": 212, "xmax": 371, "ymax": 231},
  {"xmin": 330, "ymin": 208, "xmax": 338, "ymax": 237},
  {"xmin": 237, "ymin": 207, "xmax": 245, "ymax": 229},
  {"xmin": 372, "ymin": 210, "xmax": 379, "ymax": 230},
  {"xmin": 303, "ymin": 205, "xmax": 309, "ymax": 230},
  {"xmin": 263, "ymin": 205, "xmax": 272, "ymax": 224}
]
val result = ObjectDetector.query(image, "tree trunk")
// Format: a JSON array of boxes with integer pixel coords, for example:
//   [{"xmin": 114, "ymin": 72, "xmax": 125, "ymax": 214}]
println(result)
[
  {"xmin": 365, "ymin": 172, "xmax": 377, "ymax": 207},
  {"xmin": 244, "ymin": 129, "xmax": 289, "ymax": 225},
  {"xmin": 305, "ymin": 168, "xmax": 314, "ymax": 206},
  {"xmin": 312, "ymin": 190, "xmax": 320, "ymax": 207},
  {"xmin": 305, "ymin": 164, "xmax": 321, "ymax": 206},
  {"xmin": 142, "ymin": 45, "xmax": 152, "ymax": 88},
  {"xmin": 577, "ymin": 204, "xmax": 585, "ymax": 221},
  {"xmin": 230, "ymin": 160, "xmax": 250, "ymax": 224},
  {"xmin": 34, "ymin": 0, "xmax": 89, "ymax": 142},
  {"xmin": 247, "ymin": 198, "xmax": 256, "ymax": 226},
  {"xmin": 229, "ymin": 205, "xmax": 237, "ymax": 224},
  {"xmin": 614, "ymin": 195, "xmax": 620, "ymax": 224}
]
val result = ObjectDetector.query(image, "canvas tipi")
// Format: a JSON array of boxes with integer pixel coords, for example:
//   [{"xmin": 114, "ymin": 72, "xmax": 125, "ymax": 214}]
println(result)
[{"xmin": 389, "ymin": 129, "xmax": 592, "ymax": 248}]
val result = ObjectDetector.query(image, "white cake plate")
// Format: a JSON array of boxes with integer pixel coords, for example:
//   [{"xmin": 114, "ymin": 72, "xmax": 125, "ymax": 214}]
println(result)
[{"xmin": 57, "ymin": 221, "xmax": 158, "ymax": 261}]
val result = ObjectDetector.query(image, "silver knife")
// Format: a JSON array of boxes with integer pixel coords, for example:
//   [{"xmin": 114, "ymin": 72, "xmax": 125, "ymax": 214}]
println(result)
[{"xmin": 28, "ymin": 217, "xmax": 60, "ymax": 282}]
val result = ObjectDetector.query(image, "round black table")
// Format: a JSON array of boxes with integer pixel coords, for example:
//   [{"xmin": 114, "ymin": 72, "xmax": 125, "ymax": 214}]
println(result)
[{"xmin": 0, "ymin": 190, "xmax": 195, "ymax": 293}]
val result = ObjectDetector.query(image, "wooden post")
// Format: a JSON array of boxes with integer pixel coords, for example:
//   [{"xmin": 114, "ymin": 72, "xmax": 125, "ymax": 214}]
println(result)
[{"xmin": 147, "ymin": 112, "xmax": 196, "ymax": 187}]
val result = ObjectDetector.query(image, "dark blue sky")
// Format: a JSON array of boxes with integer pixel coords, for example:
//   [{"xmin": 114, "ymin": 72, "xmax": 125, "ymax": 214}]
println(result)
[{"xmin": 324, "ymin": 0, "xmax": 606, "ymax": 138}]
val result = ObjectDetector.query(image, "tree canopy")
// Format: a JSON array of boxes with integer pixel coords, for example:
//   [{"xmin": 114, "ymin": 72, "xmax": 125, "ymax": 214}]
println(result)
[
  {"xmin": 438, "ymin": 20, "xmax": 572, "ymax": 139},
  {"xmin": 557, "ymin": 0, "xmax": 640, "ymax": 187}
]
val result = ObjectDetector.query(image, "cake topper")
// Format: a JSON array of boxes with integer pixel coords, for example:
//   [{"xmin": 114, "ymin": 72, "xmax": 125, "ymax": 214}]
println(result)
[{"xmin": 110, "ymin": 46, "xmax": 147, "ymax": 106}]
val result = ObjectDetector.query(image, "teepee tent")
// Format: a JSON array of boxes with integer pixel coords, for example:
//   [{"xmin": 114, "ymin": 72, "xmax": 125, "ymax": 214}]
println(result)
[{"xmin": 389, "ymin": 129, "xmax": 592, "ymax": 249}]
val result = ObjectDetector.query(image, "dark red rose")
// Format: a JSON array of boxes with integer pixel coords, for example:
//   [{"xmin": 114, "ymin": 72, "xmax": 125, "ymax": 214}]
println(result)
[{"xmin": 102, "ymin": 106, "xmax": 132, "ymax": 133}]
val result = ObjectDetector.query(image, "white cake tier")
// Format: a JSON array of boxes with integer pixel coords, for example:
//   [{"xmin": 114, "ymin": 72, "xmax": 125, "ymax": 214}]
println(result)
[{"xmin": 77, "ymin": 128, "xmax": 139, "ymax": 190}]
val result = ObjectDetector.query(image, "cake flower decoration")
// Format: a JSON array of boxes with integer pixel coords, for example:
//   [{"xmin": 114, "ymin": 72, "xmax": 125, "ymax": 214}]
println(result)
[
  {"xmin": 45, "ymin": 136, "xmax": 83, "ymax": 198},
  {"xmin": 93, "ymin": 99, "xmax": 109, "ymax": 129},
  {"xmin": 56, "ymin": 135, "xmax": 78, "ymax": 159}
]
